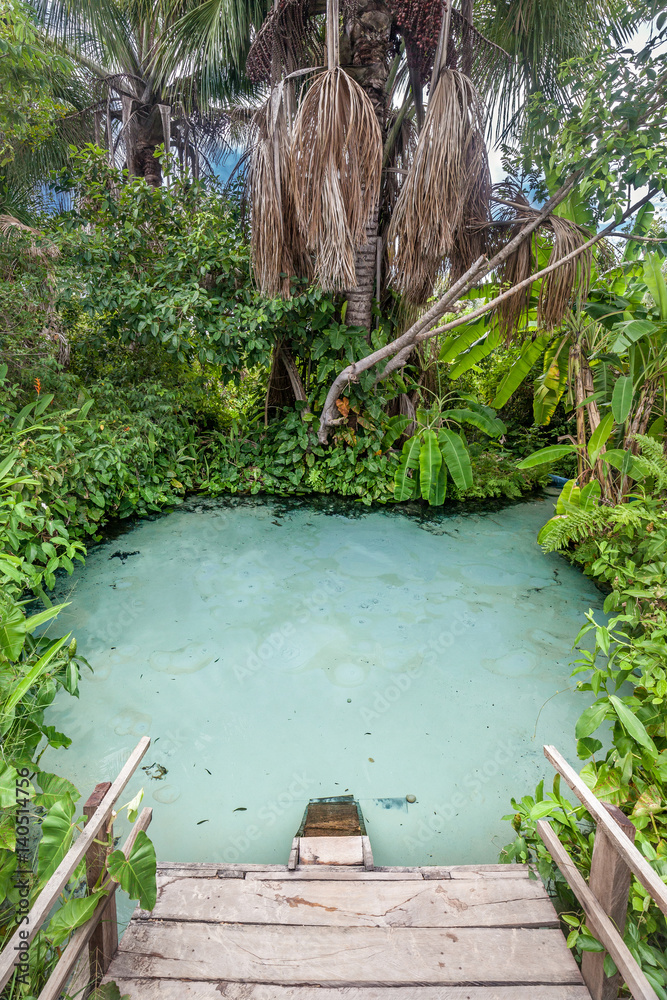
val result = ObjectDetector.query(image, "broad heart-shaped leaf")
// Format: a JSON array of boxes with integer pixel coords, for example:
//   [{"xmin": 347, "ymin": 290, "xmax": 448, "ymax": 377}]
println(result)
[
  {"xmin": 419, "ymin": 430, "xmax": 444, "ymax": 506},
  {"xmin": 107, "ymin": 830, "xmax": 157, "ymax": 911},
  {"xmin": 0, "ymin": 602, "xmax": 29, "ymax": 661},
  {"xmin": 611, "ymin": 376, "xmax": 634, "ymax": 424},
  {"xmin": 394, "ymin": 435, "xmax": 421, "ymax": 501},
  {"xmin": 575, "ymin": 700, "xmax": 609, "ymax": 740},
  {"xmin": 516, "ymin": 444, "xmax": 576, "ymax": 469},
  {"xmin": 492, "ymin": 334, "xmax": 550, "ymax": 409},
  {"xmin": 438, "ymin": 429, "xmax": 472, "ymax": 491},
  {"xmin": 45, "ymin": 892, "xmax": 106, "ymax": 947},
  {"xmin": 609, "ymin": 696, "xmax": 657, "ymax": 755},
  {"xmin": 643, "ymin": 253, "xmax": 667, "ymax": 321},
  {"xmin": 34, "ymin": 772, "xmax": 81, "ymax": 810},
  {"xmin": 38, "ymin": 794, "xmax": 77, "ymax": 882},
  {"xmin": 587, "ymin": 412, "xmax": 615, "ymax": 463}
]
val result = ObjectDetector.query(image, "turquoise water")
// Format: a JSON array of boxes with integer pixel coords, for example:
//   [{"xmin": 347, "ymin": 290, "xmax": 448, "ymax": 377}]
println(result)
[{"xmin": 43, "ymin": 492, "xmax": 601, "ymax": 874}]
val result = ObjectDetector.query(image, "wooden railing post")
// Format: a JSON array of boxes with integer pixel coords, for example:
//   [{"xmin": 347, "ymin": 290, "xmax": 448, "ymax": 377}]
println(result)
[
  {"xmin": 581, "ymin": 803, "xmax": 637, "ymax": 1000},
  {"xmin": 83, "ymin": 782, "xmax": 118, "ymax": 986}
]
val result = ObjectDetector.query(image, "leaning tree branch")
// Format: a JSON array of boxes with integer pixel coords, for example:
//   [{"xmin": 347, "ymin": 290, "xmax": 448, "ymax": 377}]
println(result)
[
  {"xmin": 317, "ymin": 169, "xmax": 582, "ymax": 441},
  {"xmin": 419, "ymin": 189, "xmax": 656, "ymax": 343}
]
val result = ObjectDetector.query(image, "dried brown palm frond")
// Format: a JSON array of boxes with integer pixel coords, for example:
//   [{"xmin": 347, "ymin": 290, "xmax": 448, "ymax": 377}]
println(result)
[
  {"xmin": 290, "ymin": 66, "xmax": 383, "ymax": 291},
  {"xmin": 491, "ymin": 184, "xmax": 592, "ymax": 339},
  {"xmin": 387, "ymin": 68, "xmax": 489, "ymax": 304},
  {"xmin": 249, "ymin": 91, "xmax": 312, "ymax": 298},
  {"xmin": 0, "ymin": 215, "xmax": 59, "ymax": 259},
  {"xmin": 448, "ymin": 128, "xmax": 492, "ymax": 282}
]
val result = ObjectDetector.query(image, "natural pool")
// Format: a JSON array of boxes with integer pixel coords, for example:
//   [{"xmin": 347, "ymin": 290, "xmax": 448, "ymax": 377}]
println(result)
[{"xmin": 43, "ymin": 491, "xmax": 602, "ymax": 874}]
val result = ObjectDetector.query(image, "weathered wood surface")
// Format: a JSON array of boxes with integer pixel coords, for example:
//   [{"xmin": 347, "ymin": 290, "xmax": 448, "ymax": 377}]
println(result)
[
  {"xmin": 155, "ymin": 862, "xmax": 534, "ymax": 880},
  {"xmin": 537, "ymin": 819, "xmax": 658, "ymax": 1000},
  {"xmin": 299, "ymin": 836, "xmax": 364, "ymax": 866},
  {"xmin": 138, "ymin": 874, "xmax": 558, "ymax": 928},
  {"xmin": 110, "ymin": 982, "xmax": 592, "ymax": 1000},
  {"xmin": 107, "ymin": 922, "xmax": 582, "ymax": 985},
  {"xmin": 0, "ymin": 736, "xmax": 150, "ymax": 993},
  {"xmin": 545, "ymin": 744, "xmax": 667, "ymax": 917},
  {"xmin": 581, "ymin": 804, "xmax": 637, "ymax": 1000},
  {"xmin": 83, "ymin": 782, "xmax": 118, "ymax": 985},
  {"xmin": 244, "ymin": 869, "xmax": 426, "ymax": 881}
]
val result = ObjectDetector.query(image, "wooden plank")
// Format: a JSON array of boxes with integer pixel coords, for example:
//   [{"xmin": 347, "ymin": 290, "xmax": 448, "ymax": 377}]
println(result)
[
  {"xmin": 544, "ymin": 745, "xmax": 667, "ymax": 917},
  {"xmin": 108, "ymin": 922, "xmax": 583, "ymax": 984},
  {"xmin": 39, "ymin": 808, "xmax": 153, "ymax": 1000},
  {"xmin": 537, "ymin": 820, "xmax": 658, "ymax": 1000},
  {"xmin": 581, "ymin": 804, "xmax": 636, "ymax": 1000},
  {"xmin": 0, "ymin": 737, "xmax": 151, "ymax": 993},
  {"xmin": 108, "ymin": 982, "xmax": 592, "ymax": 1000},
  {"xmin": 83, "ymin": 782, "xmax": 118, "ymax": 984},
  {"xmin": 245, "ymin": 869, "xmax": 425, "ymax": 881},
  {"xmin": 299, "ymin": 837, "xmax": 364, "ymax": 866},
  {"xmin": 362, "ymin": 836, "xmax": 374, "ymax": 871},
  {"xmin": 433, "ymin": 865, "xmax": 534, "ymax": 880},
  {"xmin": 137, "ymin": 875, "xmax": 558, "ymax": 928}
]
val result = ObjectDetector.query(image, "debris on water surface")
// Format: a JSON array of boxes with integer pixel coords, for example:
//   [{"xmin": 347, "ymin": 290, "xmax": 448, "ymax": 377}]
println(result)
[
  {"xmin": 368, "ymin": 758, "xmax": 374, "ymax": 763},
  {"xmin": 110, "ymin": 550, "xmax": 140, "ymax": 562},
  {"xmin": 142, "ymin": 762, "xmax": 168, "ymax": 780},
  {"xmin": 406, "ymin": 794, "xmax": 416, "ymax": 803}
]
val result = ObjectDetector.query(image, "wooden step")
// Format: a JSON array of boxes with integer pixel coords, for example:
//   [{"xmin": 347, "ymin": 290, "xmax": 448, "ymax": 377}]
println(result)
[
  {"xmin": 298, "ymin": 836, "xmax": 364, "ymax": 866},
  {"xmin": 107, "ymin": 922, "xmax": 584, "ymax": 985},
  {"xmin": 110, "ymin": 982, "xmax": 592, "ymax": 1000},
  {"xmin": 141, "ymin": 874, "xmax": 559, "ymax": 928}
]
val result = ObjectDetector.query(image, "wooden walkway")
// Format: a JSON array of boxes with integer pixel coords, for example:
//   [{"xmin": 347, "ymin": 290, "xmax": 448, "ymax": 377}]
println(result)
[{"xmin": 104, "ymin": 860, "xmax": 590, "ymax": 998}]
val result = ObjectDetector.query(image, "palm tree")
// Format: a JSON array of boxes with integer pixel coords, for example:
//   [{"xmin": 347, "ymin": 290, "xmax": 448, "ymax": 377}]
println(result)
[
  {"xmin": 171, "ymin": 0, "xmax": 636, "ymax": 327},
  {"xmin": 31, "ymin": 0, "xmax": 257, "ymax": 185}
]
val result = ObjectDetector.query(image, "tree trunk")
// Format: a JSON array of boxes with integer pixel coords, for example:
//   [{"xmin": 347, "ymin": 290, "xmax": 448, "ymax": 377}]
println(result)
[
  {"xmin": 126, "ymin": 107, "xmax": 165, "ymax": 187},
  {"xmin": 345, "ymin": 209, "xmax": 379, "ymax": 329},
  {"xmin": 341, "ymin": 0, "xmax": 393, "ymax": 330}
]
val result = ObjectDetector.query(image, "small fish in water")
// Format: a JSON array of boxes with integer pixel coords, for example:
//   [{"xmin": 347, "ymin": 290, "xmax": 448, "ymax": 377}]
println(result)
[
  {"xmin": 197, "ymin": 819, "xmax": 209, "ymax": 825},
  {"xmin": 142, "ymin": 762, "xmax": 168, "ymax": 780},
  {"xmin": 205, "ymin": 768, "xmax": 211, "ymax": 775},
  {"xmin": 233, "ymin": 807, "xmax": 247, "ymax": 812}
]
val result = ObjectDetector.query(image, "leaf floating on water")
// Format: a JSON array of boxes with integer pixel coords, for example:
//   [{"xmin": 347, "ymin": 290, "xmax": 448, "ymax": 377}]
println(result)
[
  {"xmin": 368, "ymin": 758, "xmax": 375, "ymax": 763},
  {"xmin": 233, "ymin": 807, "xmax": 247, "ymax": 812}
]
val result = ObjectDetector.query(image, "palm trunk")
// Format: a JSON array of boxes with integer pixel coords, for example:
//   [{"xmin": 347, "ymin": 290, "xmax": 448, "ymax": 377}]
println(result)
[{"xmin": 342, "ymin": 0, "xmax": 393, "ymax": 329}]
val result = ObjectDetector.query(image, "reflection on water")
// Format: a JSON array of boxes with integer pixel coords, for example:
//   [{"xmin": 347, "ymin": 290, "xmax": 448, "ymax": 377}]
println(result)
[{"xmin": 43, "ymin": 492, "xmax": 600, "ymax": 875}]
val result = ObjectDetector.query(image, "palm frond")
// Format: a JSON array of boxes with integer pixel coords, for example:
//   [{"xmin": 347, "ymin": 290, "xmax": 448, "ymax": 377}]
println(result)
[
  {"xmin": 388, "ymin": 68, "xmax": 489, "ymax": 304},
  {"xmin": 290, "ymin": 65, "xmax": 382, "ymax": 291}
]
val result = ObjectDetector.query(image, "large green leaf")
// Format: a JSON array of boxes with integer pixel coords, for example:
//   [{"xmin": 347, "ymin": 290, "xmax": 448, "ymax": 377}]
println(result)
[
  {"xmin": 438, "ymin": 429, "xmax": 472, "ymax": 491},
  {"xmin": 34, "ymin": 772, "xmax": 81, "ymax": 810},
  {"xmin": 587, "ymin": 412, "xmax": 614, "ymax": 463},
  {"xmin": 393, "ymin": 435, "xmax": 421, "ymax": 501},
  {"xmin": 419, "ymin": 430, "xmax": 444, "ymax": 506},
  {"xmin": 610, "ymin": 376, "xmax": 634, "ymax": 424},
  {"xmin": 0, "ymin": 763, "xmax": 18, "ymax": 809},
  {"xmin": 1, "ymin": 634, "xmax": 71, "ymax": 727},
  {"xmin": 380, "ymin": 415, "xmax": 410, "ymax": 451},
  {"xmin": 107, "ymin": 830, "xmax": 157, "ymax": 910},
  {"xmin": 90, "ymin": 983, "xmax": 130, "ymax": 1000},
  {"xmin": 448, "ymin": 329, "xmax": 501, "ymax": 379},
  {"xmin": 609, "ymin": 696, "xmax": 657, "ymax": 754},
  {"xmin": 575, "ymin": 700, "xmax": 609, "ymax": 740},
  {"xmin": 533, "ymin": 337, "xmax": 569, "ymax": 425},
  {"xmin": 442, "ymin": 407, "xmax": 505, "ymax": 438},
  {"xmin": 46, "ymin": 892, "xmax": 106, "ymax": 947},
  {"xmin": 643, "ymin": 253, "xmax": 667, "ymax": 321},
  {"xmin": 516, "ymin": 444, "xmax": 576, "ymax": 469},
  {"xmin": 38, "ymin": 794, "xmax": 77, "ymax": 882},
  {"xmin": 492, "ymin": 334, "xmax": 550, "ymax": 409},
  {"xmin": 439, "ymin": 321, "xmax": 486, "ymax": 363}
]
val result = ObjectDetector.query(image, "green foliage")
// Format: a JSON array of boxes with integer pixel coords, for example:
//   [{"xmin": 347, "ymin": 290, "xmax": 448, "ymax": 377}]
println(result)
[{"xmin": 502, "ymin": 473, "xmax": 667, "ymax": 986}]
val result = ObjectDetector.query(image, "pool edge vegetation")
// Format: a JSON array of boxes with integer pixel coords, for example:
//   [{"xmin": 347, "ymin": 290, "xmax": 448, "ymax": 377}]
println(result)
[{"xmin": 1, "ymin": 0, "xmax": 667, "ymax": 994}]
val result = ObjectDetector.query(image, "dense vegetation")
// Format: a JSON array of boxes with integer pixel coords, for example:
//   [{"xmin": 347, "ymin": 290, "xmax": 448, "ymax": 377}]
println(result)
[{"xmin": 1, "ymin": 0, "xmax": 667, "ymax": 996}]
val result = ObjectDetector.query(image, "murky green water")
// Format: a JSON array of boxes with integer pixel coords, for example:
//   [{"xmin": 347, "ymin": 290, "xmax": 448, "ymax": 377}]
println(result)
[{"xmin": 43, "ymin": 492, "xmax": 601, "ymax": 874}]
